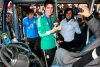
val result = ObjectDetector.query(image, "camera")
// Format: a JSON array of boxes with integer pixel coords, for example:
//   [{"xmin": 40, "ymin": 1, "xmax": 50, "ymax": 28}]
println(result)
[
  {"xmin": 73, "ymin": 7, "xmax": 83, "ymax": 15},
  {"xmin": 53, "ymin": 20, "xmax": 60, "ymax": 27}
]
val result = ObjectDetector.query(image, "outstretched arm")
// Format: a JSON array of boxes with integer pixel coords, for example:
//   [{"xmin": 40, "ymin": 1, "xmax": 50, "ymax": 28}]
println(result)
[{"xmin": 78, "ymin": 4, "xmax": 100, "ymax": 38}]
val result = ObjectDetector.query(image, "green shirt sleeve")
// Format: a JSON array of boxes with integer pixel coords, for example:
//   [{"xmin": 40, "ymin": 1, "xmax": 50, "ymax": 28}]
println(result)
[{"xmin": 36, "ymin": 17, "xmax": 47, "ymax": 37}]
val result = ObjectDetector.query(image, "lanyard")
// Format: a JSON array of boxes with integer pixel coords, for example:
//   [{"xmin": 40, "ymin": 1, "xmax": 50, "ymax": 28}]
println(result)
[
  {"xmin": 28, "ymin": 18, "xmax": 31, "ymax": 27},
  {"xmin": 28, "ymin": 18, "xmax": 34, "ymax": 29},
  {"xmin": 44, "ymin": 13, "xmax": 52, "ymax": 30}
]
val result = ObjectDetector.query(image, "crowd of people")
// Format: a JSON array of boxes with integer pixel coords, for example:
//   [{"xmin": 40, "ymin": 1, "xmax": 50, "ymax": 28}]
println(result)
[
  {"xmin": 53, "ymin": 4, "xmax": 100, "ymax": 67},
  {"xmin": 5, "ymin": 0, "xmax": 100, "ymax": 67},
  {"xmin": 21, "ymin": 0, "xmax": 100, "ymax": 67}
]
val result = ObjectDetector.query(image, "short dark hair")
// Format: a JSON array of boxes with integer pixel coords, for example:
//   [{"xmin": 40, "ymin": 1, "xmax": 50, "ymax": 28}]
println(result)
[
  {"xmin": 64, "ymin": 8, "xmax": 74, "ymax": 18},
  {"xmin": 44, "ymin": 0, "xmax": 54, "ymax": 7},
  {"xmin": 64, "ymin": 8, "xmax": 73, "ymax": 14},
  {"xmin": 26, "ymin": 9, "xmax": 34, "ymax": 14}
]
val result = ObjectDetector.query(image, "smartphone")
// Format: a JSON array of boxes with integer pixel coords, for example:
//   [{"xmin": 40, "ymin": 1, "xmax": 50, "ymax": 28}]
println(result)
[{"xmin": 73, "ymin": 7, "xmax": 83, "ymax": 15}]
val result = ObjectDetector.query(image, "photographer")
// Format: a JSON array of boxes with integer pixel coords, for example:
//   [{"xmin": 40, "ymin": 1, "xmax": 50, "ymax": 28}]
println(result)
[{"xmin": 52, "ymin": 4, "xmax": 100, "ymax": 67}]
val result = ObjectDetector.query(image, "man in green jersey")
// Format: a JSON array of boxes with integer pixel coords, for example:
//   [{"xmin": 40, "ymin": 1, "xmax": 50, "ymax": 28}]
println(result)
[{"xmin": 36, "ymin": 0, "xmax": 61, "ymax": 66}]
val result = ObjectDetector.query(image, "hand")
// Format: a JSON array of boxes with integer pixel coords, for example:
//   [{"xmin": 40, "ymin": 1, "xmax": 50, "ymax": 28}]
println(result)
[
  {"xmin": 21, "ymin": 38, "xmax": 29, "ymax": 44},
  {"xmin": 78, "ymin": 4, "xmax": 91, "ymax": 17},
  {"xmin": 50, "ymin": 25, "xmax": 61, "ymax": 34},
  {"xmin": 53, "ymin": 24, "xmax": 61, "ymax": 31},
  {"xmin": 57, "ymin": 40, "xmax": 63, "ymax": 44},
  {"xmin": 22, "ymin": 37, "xmax": 27, "ymax": 41}
]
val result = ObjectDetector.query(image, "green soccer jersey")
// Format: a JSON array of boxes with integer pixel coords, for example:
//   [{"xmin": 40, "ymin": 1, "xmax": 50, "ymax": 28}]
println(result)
[{"xmin": 36, "ymin": 14, "xmax": 56, "ymax": 50}]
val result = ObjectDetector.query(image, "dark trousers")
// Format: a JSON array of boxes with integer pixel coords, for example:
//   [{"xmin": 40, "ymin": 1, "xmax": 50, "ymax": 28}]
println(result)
[
  {"xmin": 27, "ymin": 37, "xmax": 41, "ymax": 58},
  {"xmin": 60, "ymin": 40, "xmax": 77, "ymax": 52},
  {"xmin": 41, "ymin": 47, "xmax": 57, "ymax": 67},
  {"xmin": 73, "ymin": 46, "xmax": 100, "ymax": 67}
]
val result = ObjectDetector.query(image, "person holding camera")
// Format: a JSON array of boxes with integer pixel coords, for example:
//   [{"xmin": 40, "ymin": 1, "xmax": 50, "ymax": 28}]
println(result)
[
  {"xmin": 52, "ymin": 4, "xmax": 100, "ymax": 67},
  {"xmin": 58, "ymin": 8, "xmax": 81, "ymax": 52}
]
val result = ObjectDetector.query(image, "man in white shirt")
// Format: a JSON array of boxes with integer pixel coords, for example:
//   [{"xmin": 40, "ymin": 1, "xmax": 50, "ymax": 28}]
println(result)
[{"xmin": 59, "ymin": 8, "xmax": 81, "ymax": 52}]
